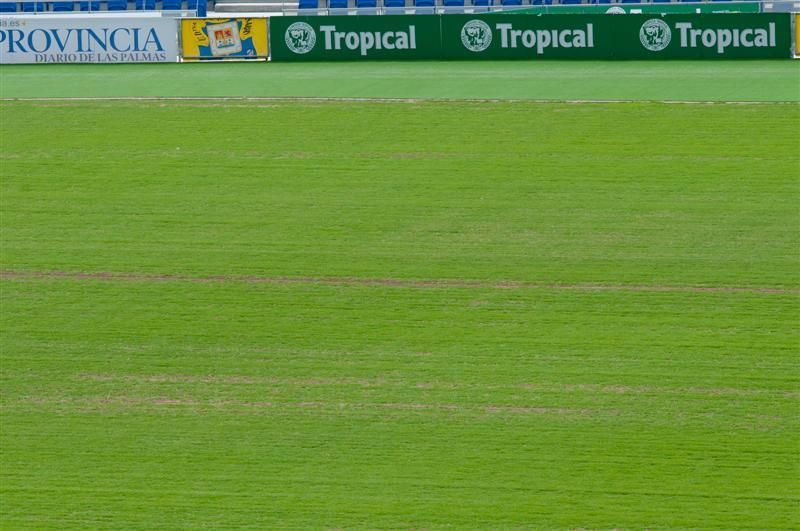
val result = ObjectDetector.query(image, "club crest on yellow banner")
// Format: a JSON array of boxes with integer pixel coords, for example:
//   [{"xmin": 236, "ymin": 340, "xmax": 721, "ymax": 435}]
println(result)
[{"xmin": 182, "ymin": 18, "xmax": 268, "ymax": 60}]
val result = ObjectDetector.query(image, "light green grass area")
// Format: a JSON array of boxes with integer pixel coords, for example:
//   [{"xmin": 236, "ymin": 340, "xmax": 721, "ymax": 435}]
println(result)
[
  {"xmin": 1, "ymin": 60, "xmax": 799, "ymax": 101},
  {"xmin": 1, "ymin": 99, "xmax": 799, "ymax": 528}
]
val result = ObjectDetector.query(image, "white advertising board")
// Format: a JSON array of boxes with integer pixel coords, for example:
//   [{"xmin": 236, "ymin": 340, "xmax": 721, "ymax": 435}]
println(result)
[{"xmin": 0, "ymin": 14, "xmax": 178, "ymax": 64}]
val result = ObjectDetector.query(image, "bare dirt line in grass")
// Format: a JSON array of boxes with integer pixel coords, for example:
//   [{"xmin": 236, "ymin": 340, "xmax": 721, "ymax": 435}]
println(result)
[
  {"xmin": 76, "ymin": 373, "xmax": 390, "ymax": 387},
  {"xmin": 74, "ymin": 373, "xmax": 797, "ymax": 398},
  {"xmin": 519, "ymin": 383, "xmax": 797, "ymax": 397},
  {"xmin": 17, "ymin": 395, "xmax": 602, "ymax": 416},
  {"xmin": 2, "ymin": 269, "xmax": 798, "ymax": 296},
  {"xmin": 485, "ymin": 405, "xmax": 596, "ymax": 415},
  {"xmin": 2, "ymin": 96, "xmax": 797, "ymax": 105}
]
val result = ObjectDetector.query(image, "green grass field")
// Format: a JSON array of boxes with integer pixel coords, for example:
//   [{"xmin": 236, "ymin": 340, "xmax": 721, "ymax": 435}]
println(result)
[
  {"xmin": 1, "ymin": 62, "xmax": 799, "ymax": 528},
  {"xmin": 1, "ymin": 60, "xmax": 799, "ymax": 101}
]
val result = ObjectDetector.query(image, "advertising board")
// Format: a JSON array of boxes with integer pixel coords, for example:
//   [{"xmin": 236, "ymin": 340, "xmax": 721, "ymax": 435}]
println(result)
[
  {"xmin": 270, "ymin": 13, "xmax": 791, "ymax": 61},
  {"xmin": 443, "ymin": 13, "xmax": 791, "ymax": 59},
  {"xmin": 445, "ymin": 15, "xmax": 606, "ymax": 59},
  {"xmin": 181, "ymin": 18, "xmax": 268, "ymax": 60},
  {"xmin": 0, "ymin": 14, "xmax": 178, "ymax": 64},
  {"xmin": 270, "ymin": 15, "xmax": 442, "ymax": 61}
]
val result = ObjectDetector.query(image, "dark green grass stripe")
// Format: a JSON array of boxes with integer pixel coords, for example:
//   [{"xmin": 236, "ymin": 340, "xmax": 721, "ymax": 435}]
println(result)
[{"xmin": 1, "ymin": 61, "xmax": 799, "ymax": 101}]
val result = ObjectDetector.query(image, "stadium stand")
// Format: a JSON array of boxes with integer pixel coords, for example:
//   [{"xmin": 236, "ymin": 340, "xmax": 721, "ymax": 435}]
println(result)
[
  {"xmin": 22, "ymin": 1, "xmax": 46, "ymax": 10},
  {"xmin": 1, "ymin": 0, "xmax": 790, "ymax": 16}
]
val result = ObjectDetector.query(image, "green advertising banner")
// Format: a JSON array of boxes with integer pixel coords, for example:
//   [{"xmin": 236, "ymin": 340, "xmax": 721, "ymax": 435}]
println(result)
[
  {"xmin": 442, "ymin": 13, "xmax": 791, "ymax": 59},
  {"xmin": 616, "ymin": 13, "xmax": 789, "ymax": 58},
  {"xmin": 445, "ymin": 14, "xmax": 609, "ymax": 59},
  {"xmin": 269, "ymin": 13, "xmax": 792, "ymax": 61},
  {"xmin": 270, "ymin": 15, "xmax": 442, "ymax": 61}
]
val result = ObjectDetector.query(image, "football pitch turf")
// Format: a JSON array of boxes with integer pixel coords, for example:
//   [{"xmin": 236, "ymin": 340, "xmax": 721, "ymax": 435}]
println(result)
[
  {"xmin": 1, "ymin": 62, "xmax": 799, "ymax": 528},
  {"xmin": 1, "ymin": 60, "xmax": 799, "ymax": 101}
]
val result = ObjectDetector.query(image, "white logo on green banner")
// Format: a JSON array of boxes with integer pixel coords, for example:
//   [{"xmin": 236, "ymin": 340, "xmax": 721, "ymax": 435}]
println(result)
[
  {"xmin": 640, "ymin": 19, "xmax": 672, "ymax": 51},
  {"xmin": 286, "ymin": 22, "xmax": 317, "ymax": 54},
  {"xmin": 461, "ymin": 20, "xmax": 492, "ymax": 52}
]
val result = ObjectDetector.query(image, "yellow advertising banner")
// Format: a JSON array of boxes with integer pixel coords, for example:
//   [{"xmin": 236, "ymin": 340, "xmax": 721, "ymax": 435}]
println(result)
[{"xmin": 182, "ymin": 18, "xmax": 268, "ymax": 60}]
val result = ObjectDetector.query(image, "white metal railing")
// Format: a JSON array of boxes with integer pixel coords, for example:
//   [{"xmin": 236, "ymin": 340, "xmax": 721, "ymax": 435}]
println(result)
[
  {"xmin": 266, "ymin": 0, "xmax": 797, "ymax": 16},
  {"xmin": 4, "ymin": 0, "xmax": 797, "ymax": 16}
]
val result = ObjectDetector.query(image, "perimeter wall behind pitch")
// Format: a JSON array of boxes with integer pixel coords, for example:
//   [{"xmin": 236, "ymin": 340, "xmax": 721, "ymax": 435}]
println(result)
[
  {"xmin": 271, "ymin": 13, "xmax": 793, "ymax": 60},
  {"xmin": 0, "ymin": 12, "xmax": 795, "ymax": 64}
]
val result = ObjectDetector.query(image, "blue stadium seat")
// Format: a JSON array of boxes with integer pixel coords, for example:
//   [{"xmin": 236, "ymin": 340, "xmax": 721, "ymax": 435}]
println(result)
[
  {"xmin": 383, "ymin": 0, "xmax": 404, "ymax": 12},
  {"xmin": 135, "ymin": 0, "xmax": 155, "ymax": 7},
  {"xmin": 501, "ymin": 0, "xmax": 522, "ymax": 5},
  {"xmin": 620, "ymin": 0, "xmax": 640, "ymax": 3},
  {"xmin": 472, "ymin": 0, "xmax": 490, "ymax": 5},
  {"xmin": 0, "ymin": 1, "xmax": 17, "ymax": 9},
  {"xmin": 22, "ymin": 1, "xmax": 46, "ymax": 10},
  {"xmin": 414, "ymin": 0, "xmax": 433, "ymax": 12},
  {"xmin": 52, "ymin": 1, "xmax": 74, "ymax": 8},
  {"xmin": 161, "ymin": 0, "xmax": 181, "ymax": 8},
  {"xmin": 107, "ymin": 0, "xmax": 127, "ymax": 9},
  {"xmin": 328, "ymin": 0, "xmax": 347, "ymax": 7},
  {"xmin": 298, "ymin": 0, "xmax": 317, "ymax": 8},
  {"xmin": 357, "ymin": 0, "xmax": 376, "ymax": 7},
  {"xmin": 593, "ymin": 0, "xmax": 611, "ymax": 4},
  {"xmin": 560, "ymin": 0, "xmax": 581, "ymax": 4},
  {"xmin": 80, "ymin": 1, "xmax": 100, "ymax": 9},
  {"xmin": 442, "ymin": 0, "xmax": 462, "ymax": 5},
  {"xmin": 651, "ymin": 0, "xmax": 670, "ymax": 3},
  {"xmin": 184, "ymin": 0, "xmax": 204, "ymax": 14}
]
